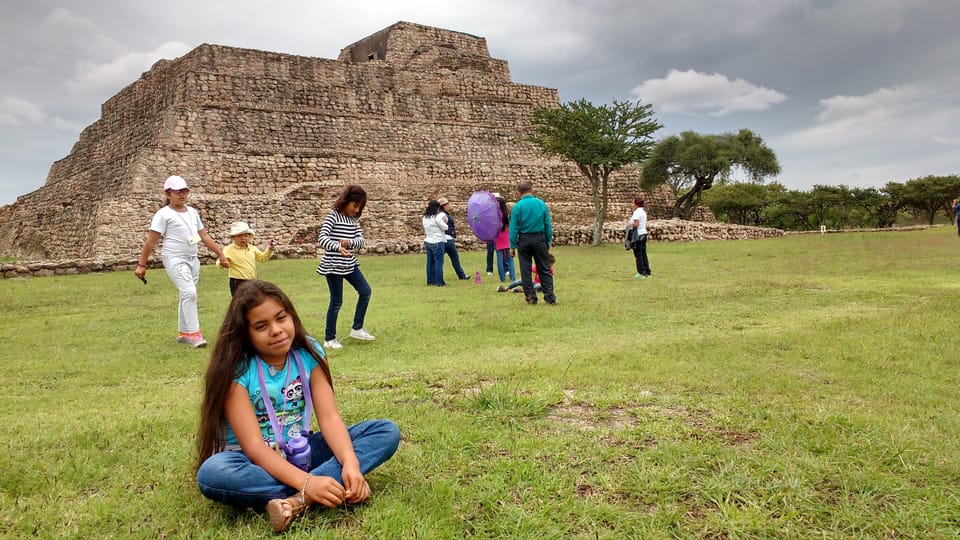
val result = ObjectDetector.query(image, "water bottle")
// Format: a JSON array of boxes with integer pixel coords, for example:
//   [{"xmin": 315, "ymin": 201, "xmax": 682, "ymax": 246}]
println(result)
[
  {"xmin": 474, "ymin": 271, "xmax": 481, "ymax": 284},
  {"xmin": 285, "ymin": 433, "xmax": 311, "ymax": 471}
]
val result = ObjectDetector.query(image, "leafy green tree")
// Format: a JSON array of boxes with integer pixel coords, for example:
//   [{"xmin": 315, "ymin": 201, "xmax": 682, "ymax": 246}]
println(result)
[
  {"xmin": 850, "ymin": 184, "xmax": 906, "ymax": 228},
  {"xmin": 900, "ymin": 175, "xmax": 960, "ymax": 225},
  {"xmin": 702, "ymin": 181, "xmax": 785, "ymax": 226},
  {"xmin": 641, "ymin": 129, "xmax": 780, "ymax": 219},
  {"xmin": 767, "ymin": 189, "xmax": 814, "ymax": 231},
  {"xmin": 529, "ymin": 98, "xmax": 662, "ymax": 245}
]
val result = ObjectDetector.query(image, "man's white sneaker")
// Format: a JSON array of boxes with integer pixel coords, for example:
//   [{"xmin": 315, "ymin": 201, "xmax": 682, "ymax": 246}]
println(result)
[
  {"xmin": 323, "ymin": 339, "xmax": 343, "ymax": 350},
  {"xmin": 349, "ymin": 328, "xmax": 376, "ymax": 341}
]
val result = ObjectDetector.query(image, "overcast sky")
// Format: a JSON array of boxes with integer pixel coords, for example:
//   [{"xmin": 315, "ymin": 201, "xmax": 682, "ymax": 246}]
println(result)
[{"xmin": 2, "ymin": 0, "xmax": 959, "ymax": 205}]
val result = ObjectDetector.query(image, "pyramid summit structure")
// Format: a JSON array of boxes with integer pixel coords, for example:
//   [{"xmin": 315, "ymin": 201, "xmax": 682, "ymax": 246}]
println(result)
[{"xmin": 0, "ymin": 21, "xmax": 665, "ymax": 261}]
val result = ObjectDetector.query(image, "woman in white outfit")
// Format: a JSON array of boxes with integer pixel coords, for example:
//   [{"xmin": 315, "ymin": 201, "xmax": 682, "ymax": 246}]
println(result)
[{"xmin": 134, "ymin": 175, "xmax": 229, "ymax": 347}]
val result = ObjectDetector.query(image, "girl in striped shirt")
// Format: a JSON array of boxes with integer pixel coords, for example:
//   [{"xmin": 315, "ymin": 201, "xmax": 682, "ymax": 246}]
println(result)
[{"xmin": 316, "ymin": 185, "xmax": 375, "ymax": 349}]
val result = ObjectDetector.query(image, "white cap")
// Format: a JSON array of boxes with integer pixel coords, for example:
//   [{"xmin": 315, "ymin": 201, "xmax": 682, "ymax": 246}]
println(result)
[{"xmin": 163, "ymin": 175, "xmax": 188, "ymax": 191}]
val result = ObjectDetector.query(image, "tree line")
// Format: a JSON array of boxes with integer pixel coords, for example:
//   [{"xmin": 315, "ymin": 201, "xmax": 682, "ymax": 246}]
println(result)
[
  {"xmin": 528, "ymin": 98, "xmax": 958, "ymax": 243},
  {"xmin": 701, "ymin": 176, "xmax": 960, "ymax": 231}
]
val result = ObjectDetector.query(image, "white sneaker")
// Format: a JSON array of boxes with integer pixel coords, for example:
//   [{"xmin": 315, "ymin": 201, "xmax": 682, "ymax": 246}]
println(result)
[
  {"xmin": 349, "ymin": 328, "xmax": 376, "ymax": 341},
  {"xmin": 323, "ymin": 339, "xmax": 343, "ymax": 350}
]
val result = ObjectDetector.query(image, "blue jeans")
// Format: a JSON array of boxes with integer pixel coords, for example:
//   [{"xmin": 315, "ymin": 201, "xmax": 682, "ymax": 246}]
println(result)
[
  {"xmin": 485, "ymin": 243, "xmax": 495, "ymax": 273},
  {"xmin": 496, "ymin": 249, "xmax": 515, "ymax": 282},
  {"xmin": 424, "ymin": 242, "xmax": 445, "ymax": 285},
  {"xmin": 443, "ymin": 239, "xmax": 468, "ymax": 279},
  {"xmin": 324, "ymin": 268, "xmax": 371, "ymax": 341},
  {"xmin": 197, "ymin": 419, "xmax": 401, "ymax": 509}
]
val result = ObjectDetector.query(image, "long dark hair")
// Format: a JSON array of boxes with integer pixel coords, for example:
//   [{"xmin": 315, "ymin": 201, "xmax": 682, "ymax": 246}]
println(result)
[
  {"xmin": 195, "ymin": 280, "xmax": 333, "ymax": 472},
  {"xmin": 496, "ymin": 197, "xmax": 509, "ymax": 231},
  {"xmin": 334, "ymin": 185, "xmax": 367, "ymax": 217},
  {"xmin": 424, "ymin": 200, "xmax": 441, "ymax": 217}
]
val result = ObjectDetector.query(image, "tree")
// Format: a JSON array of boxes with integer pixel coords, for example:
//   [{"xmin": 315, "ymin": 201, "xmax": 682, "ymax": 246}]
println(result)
[
  {"xmin": 702, "ymin": 181, "xmax": 785, "ymax": 226},
  {"xmin": 529, "ymin": 98, "xmax": 662, "ymax": 245},
  {"xmin": 900, "ymin": 175, "xmax": 960, "ymax": 225},
  {"xmin": 850, "ymin": 184, "xmax": 906, "ymax": 228},
  {"xmin": 641, "ymin": 129, "xmax": 780, "ymax": 219}
]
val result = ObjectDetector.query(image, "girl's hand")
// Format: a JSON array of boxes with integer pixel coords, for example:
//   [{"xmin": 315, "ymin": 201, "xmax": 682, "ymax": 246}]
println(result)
[
  {"xmin": 305, "ymin": 475, "xmax": 348, "ymax": 508},
  {"xmin": 341, "ymin": 465, "xmax": 370, "ymax": 504}
]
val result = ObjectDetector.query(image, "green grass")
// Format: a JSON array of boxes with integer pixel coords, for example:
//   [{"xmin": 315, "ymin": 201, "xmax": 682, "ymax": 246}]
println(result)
[{"xmin": 1, "ymin": 229, "xmax": 959, "ymax": 538}]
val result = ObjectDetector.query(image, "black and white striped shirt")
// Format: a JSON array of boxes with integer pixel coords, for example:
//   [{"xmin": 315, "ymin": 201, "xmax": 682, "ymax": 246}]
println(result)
[{"xmin": 316, "ymin": 210, "xmax": 364, "ymax": 275}]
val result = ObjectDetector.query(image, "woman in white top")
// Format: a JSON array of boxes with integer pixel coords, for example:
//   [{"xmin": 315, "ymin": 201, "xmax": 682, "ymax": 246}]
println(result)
[
  {"xmin": 134, "ymin": 175, "xmax": 229, "ymax": 347},
  {"xmin": 422, "ymin": 200, "xmax": 448, "ymax": 286},
  {"xmin": 628, "ymin": 196, "xmax": 651, "ymax": 279}
]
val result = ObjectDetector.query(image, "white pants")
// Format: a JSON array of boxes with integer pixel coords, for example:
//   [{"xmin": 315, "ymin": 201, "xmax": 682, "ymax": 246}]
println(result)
[{"xmin": 163, "ymin": 255, "xmax": 201, "ymax": 333}]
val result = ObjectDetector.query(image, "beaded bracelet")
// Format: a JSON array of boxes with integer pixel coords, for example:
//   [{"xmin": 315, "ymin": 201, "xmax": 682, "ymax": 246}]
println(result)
[{"xmin": 299, "ymin": 475, "xmax": 312, "ymax": 505}]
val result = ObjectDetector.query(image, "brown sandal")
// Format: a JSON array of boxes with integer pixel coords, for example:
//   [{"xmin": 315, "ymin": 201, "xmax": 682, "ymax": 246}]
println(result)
[{"xmin": 265, "ymin": 495, "xmax": 307, "ymax": 533}]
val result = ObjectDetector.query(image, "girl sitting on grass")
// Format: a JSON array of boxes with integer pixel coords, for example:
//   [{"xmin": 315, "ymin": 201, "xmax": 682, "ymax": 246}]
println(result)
[{"xmin": 195, "ymin": 280, "xmax": 400, "ymax": 533}]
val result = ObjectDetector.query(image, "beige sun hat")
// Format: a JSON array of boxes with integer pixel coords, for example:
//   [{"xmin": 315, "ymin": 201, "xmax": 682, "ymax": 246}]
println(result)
[{"xmin": 229, "ymin": 221, "xmax": 254, "ymax": 236}]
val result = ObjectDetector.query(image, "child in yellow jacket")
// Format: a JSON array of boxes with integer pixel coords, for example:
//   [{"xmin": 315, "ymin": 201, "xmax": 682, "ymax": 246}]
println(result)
[{"xmin": 223, "ymin": 221, "xmax": 275, "ymax": 296}]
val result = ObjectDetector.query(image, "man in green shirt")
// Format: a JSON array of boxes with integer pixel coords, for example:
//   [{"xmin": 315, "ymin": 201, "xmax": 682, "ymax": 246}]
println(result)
[{"xmin": 509, "ymin": 181, "xmax": 557, "ymax": 305}]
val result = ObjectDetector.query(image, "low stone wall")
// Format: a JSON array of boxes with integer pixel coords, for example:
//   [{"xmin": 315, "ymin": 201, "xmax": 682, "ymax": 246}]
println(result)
[{"xmin": 1, "ymin": 220, "xmax": 784, "ymax": 279}]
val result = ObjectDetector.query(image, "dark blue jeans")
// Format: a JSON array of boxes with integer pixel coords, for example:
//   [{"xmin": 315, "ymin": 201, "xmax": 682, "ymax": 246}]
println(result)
[
  {"xmin": 443, "ymin": 239, "xmax": 467, "ymax": 279},
  {"xmin": 485, "ymin": 243, "xmax": 495, "ymax": 273},
  {"xmin": 324, "ymin": 268, "xmax": 371, "ymax": 341},
  {"xmin": 197, "ymin": 419, "xmax": 401, "ymax": 509},
  {"xmin": 424, "ymin": 242, "xmax": 445, "ymax": 285},
  {"xmin": 516, "ymin": 233, "xmax": 555, "ymax": 303}
]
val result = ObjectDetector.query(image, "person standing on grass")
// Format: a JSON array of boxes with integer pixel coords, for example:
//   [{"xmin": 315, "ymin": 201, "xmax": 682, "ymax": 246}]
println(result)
[
  {"xmin": 223, "ymin": 221, "xmax": 275, "ymax": 296},
  {"xmin": 953, "ymin": 198, "xmax": 960, "ymax": 236},
  {"xmin": 316, "ymin": 185, "xmax": 375, "ymax": 350},
  {"xmin": 437, "ymin": 197, "xmax": 471, "ymax": 280},
  {"xmin": 627, "ymin": 196, "xmax": 651, "ymax": 279},
  {"xmin": 195, "ymin": 280, "xmax": 400, "ymax": 533},
  {"xmin": 493, "ymin": 196, "xmax": 515, "ymax": 283},
  {"xmin": 423, "ymin": 200, "xmax": 448, "ymax": 286},
  {"xmin": 484, "ymin": 192, "xmax": 502, "ymax": 276},
  {"xmin": 134, "ymin": 175, "xmax": 228, "ymax": 348},
  {"xmin": 509, "ymin": 180, "xmax": 556, "ymax": 305}
]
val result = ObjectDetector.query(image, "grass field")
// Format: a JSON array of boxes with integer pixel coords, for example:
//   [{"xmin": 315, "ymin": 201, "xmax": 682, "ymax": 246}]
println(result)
[{"xmin": 1, "ymin": 228, "xmax": 958, "ymax": 538}]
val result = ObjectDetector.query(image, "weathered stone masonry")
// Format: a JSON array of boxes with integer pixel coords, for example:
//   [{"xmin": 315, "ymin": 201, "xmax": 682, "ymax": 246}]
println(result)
[{"xmin": 0, "ymin": 21, "xmax": 772, "ymax": 274}]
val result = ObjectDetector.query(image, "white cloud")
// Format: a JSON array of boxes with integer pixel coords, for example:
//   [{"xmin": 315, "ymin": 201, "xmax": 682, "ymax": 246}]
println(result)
[
  {"xmin": 0, "ymin": 97, "xmax": 45, "ymax": 126},
  {"xmin": 65, "ymin": 41, "xmax": 193, "ymax": 96},
  {"xmin": 933, "ymin": 135, "xmax": 960, "ymax": 144},
  {"xmin": 630, "ymin": 69, "xmax": 787, "ymax": 115}
]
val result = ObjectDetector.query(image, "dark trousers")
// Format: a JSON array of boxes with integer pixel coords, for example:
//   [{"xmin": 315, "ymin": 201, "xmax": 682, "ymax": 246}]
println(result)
[
  {"xmin": 229, "ymin": 278, "xmax": 247, "ymax": 297},
  {"xmin": 485, "ymin": 243, "xmax": 495, "ymax": 272},
  {"xmin": 443, "ymin": 239, "xmax": 468, "ymax": 279},
  {"xmin": 324, "ymin": 268, "xmax": 372, "ymax": 341},
  {"xmin": 633, "ymin": 236, "xmax": 651, "ymax": 276},
  {"xmin": 517, "ymin": 233, "xmax": 555, "ymax": 303}
]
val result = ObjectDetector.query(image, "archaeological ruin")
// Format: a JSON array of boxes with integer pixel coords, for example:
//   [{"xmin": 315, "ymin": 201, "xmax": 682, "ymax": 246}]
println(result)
[{"xmin": 0, "ymin": 21, "xmax": 781, "ymax": 276}]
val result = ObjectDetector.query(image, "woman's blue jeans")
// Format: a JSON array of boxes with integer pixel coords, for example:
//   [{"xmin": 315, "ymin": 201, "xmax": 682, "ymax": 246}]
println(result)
[
  {"xmin": 197, "ymin": 419, "xmax": 401, "ymax": 509},
  {"xmin": 324, "ymin": 268, "xmax": 371, "ymax": 341},
  {"xmin": 424, "ymin": 242, "xmax": 445, "ymax": 285},
  {"xmin": 496, "ymin": 249, "xmax": 515, "ymax": 282}
]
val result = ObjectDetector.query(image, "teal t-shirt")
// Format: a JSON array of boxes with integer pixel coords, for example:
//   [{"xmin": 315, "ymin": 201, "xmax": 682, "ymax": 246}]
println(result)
[{"xmin": 225, "ymin": 337, "xmax": 324, "ymax": 446}]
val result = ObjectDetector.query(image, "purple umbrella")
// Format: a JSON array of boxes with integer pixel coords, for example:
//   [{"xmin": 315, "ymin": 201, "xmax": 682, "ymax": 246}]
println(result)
[{"xmin": 466, "ymin": 191, "xmax": 502, "ymax": 243}]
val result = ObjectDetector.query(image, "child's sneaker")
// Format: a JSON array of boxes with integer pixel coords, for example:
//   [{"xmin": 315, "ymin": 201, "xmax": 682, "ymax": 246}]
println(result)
[
  {"xmin": 323, "ymin": 339, "xmax": 343, "ymax": 350},
  {"xmin": 177, "ymin": 331, "xmax": 207, "ymax": 348},
  {"xmin": 349, "ymin": 328, "xmax": 376, "ymax": 341},
  {"xmin": 496, "ymin": 286, "xmax": 507, "ymax": 292}
]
